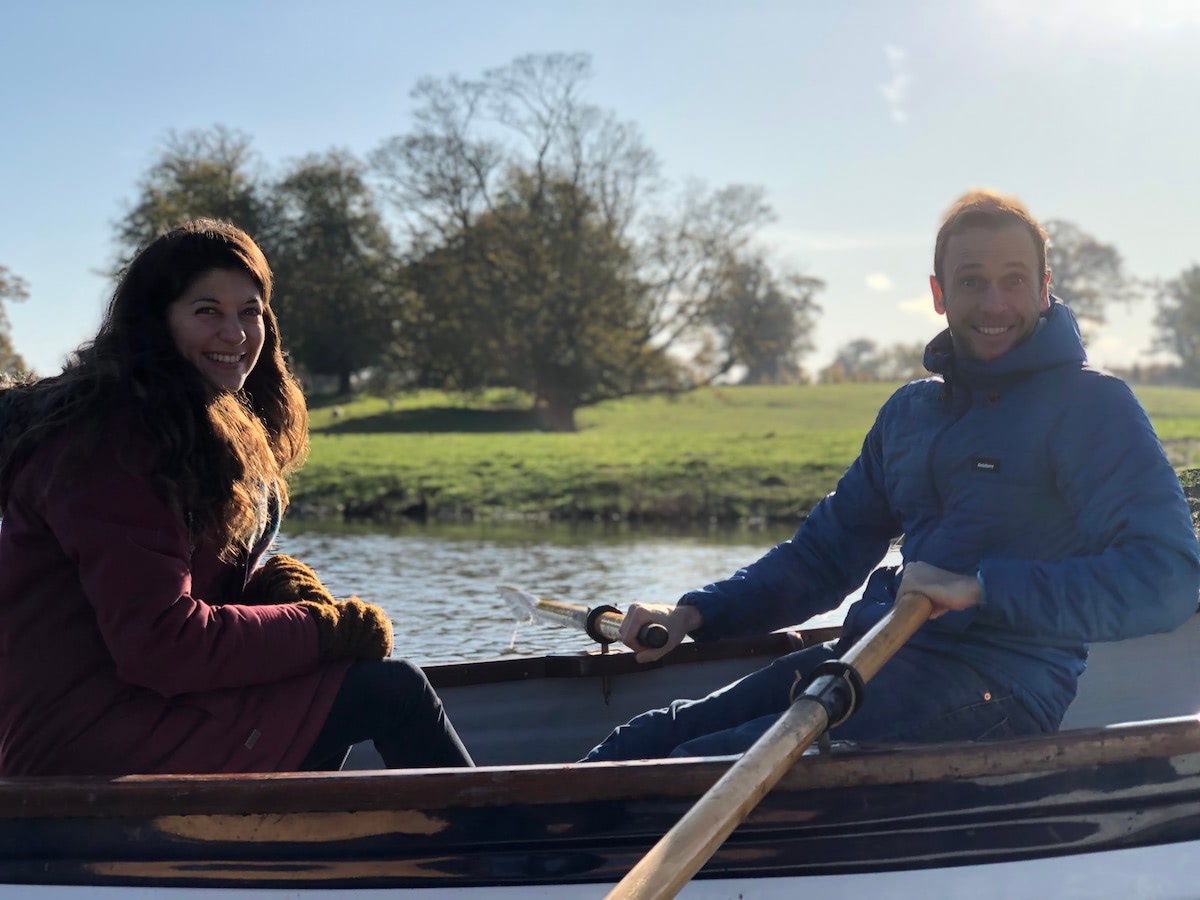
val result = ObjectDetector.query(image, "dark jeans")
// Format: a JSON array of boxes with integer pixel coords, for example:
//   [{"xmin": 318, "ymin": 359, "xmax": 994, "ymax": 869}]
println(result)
[
  {"xmin": 583, "ymin": 640, "xmax": 1045, "ymax": 761},
  {"xmin": 301, "ymin": 659, "xmax": 474, "ymax": 770}
]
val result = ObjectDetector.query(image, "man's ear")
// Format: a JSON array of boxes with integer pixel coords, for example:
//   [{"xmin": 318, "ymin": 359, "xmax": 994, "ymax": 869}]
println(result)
[
  {"xmin": 930, "ymin": 274, "xmax": 946, "ymax": 315},
  {"xmin": 1040, "ymin": 270, "xmax": 1051, "ymax": 311}
]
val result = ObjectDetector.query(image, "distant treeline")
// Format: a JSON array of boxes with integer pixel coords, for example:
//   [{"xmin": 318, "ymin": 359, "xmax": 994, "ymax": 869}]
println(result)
[{"xmin": 5, "ymin": 53, "xmax": 1200, "ymax": 425}]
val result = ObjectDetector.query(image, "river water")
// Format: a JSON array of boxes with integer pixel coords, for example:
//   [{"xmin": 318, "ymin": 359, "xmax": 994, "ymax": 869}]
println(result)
[{"xmin": 275, "ymin": 521, "xmax": 889, "ymax": 665}]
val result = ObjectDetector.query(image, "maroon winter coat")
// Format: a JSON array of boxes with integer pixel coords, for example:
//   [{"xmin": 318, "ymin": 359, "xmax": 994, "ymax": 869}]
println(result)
[{"xmin": 0, "ymin": 427, "xmax": 350, "ymax": 776}]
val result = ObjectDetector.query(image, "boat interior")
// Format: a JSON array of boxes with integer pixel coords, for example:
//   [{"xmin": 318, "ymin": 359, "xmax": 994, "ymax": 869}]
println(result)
[{"xmin": 346, "ymin": 611, "xmax": 1200, "ymax": 769}]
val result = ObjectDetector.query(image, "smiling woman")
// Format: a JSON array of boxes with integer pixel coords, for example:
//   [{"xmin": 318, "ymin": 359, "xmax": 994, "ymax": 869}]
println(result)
[
  {"xmin": 0, "ymin": 219, "xmax": 473, "ymax": 778},
  {"xmin": 166, "ymin": 268, "xmax": 266, "ymax": 393}
]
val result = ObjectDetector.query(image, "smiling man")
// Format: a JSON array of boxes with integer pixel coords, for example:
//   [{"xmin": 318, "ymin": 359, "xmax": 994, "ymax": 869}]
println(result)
[
  {"xmin": 583, "ymin": 189, "xmax": 1200, "ymax": 762},
  {"xmin": 931, "ymin": 195, "xmax": 1050, "ymax": 362}
]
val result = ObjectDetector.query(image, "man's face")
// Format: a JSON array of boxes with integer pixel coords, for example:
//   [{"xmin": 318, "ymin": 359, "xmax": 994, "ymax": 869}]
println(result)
[{"xmin": 930, "ymin": 223, "xmax": 1050, "ymax": 362}]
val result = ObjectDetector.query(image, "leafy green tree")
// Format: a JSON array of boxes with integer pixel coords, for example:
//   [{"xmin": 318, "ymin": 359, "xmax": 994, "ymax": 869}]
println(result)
[
  {"xmin": 373, "ymin": 53, "xmax": 665, "ymax": 430},
  {"xmin": 114, "ymin": 126, "xmax": 270, "ymax": 263},
  {"xmin": 703, "ymin": 254, "xmax": 823, "ymax": 384},
  {"xmin": 0, "ymin": 265, "xmax": 29, "ymax": 375},
  {"xmin": 374, "ymin": 53, "xmax": 785, "ymax": 429},
  {"xmin": 1045, "ymin": 219, "xmax": 1137, "ymax": 339},
  {"xmin": 269, "ymin": 151, "xmax": 403, "ymax": 395},
  {"xmin": 404, "ymin": 174, "xmax": 673, "ymax": 430},
  {"xmin": 1155, "ymin": 265, "xmax": 1200, "ymax": 384}
]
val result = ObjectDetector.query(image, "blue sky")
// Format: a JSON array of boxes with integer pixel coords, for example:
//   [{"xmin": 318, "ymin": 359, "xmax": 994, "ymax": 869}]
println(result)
[{"xmin": 3, "ymin": 0, "xmax": 1199, "ymax": 376}]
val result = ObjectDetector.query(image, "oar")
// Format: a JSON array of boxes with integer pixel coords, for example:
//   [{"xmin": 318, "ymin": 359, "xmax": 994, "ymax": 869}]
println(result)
[
  {"xmin": 606, "ymin": 590, "xmax": 934, "ymax": 900},
  {"xmin": 499, "ymin": 585, "xmax": 669, "ymax": 648}
]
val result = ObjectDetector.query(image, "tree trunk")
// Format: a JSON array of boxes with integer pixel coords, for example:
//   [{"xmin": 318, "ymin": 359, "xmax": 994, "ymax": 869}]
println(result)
[
  {"xmin": 535, "ymin": 389, "xmax": 577, "ymax": 432},
  {"xmin": 337, "ymin": 369, "xmax": 353, "ymax": 396}
]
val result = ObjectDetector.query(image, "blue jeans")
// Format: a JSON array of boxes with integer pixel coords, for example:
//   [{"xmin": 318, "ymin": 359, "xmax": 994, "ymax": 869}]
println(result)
[
  {"xmin": 582, "ymin": 641, "xmax": 1044, "ymax": 761},
  {"xmin": 301, "ymin": 659, "xmax": 474, "ymax": 770}
]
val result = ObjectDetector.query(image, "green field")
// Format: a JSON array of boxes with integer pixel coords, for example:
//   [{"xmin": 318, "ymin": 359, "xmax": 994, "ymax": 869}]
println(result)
[{"xmin": 293, "ymin": 384, "xmax": 1200, "ymax": 523}]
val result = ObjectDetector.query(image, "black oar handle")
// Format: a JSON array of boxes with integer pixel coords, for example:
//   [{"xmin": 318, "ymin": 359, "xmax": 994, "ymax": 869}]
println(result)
[
  {"xmin": 587, "ymin": 605, "xmax": 669, "ymax": 649},
  {"xmin": 637, "ymin": 622, "xmax": 670, "ymax": 649}
]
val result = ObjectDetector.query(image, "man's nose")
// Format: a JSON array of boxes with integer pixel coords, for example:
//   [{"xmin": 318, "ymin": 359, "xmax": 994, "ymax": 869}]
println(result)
[{"xmin": 979, "ymin": 283, "xmax": 1006, "ymax": 309}]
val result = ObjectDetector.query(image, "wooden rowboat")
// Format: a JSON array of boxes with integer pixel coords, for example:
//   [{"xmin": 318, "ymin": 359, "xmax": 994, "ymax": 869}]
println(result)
[{"xmin": 4, "ymin": 613, "xmax": 1200, "ymax": 897}]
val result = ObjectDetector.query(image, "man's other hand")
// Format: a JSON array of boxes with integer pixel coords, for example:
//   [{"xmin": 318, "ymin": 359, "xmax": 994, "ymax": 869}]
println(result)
[{"xmin": 897, "ymin": 561, "xmax": 983, "ymax": 619}]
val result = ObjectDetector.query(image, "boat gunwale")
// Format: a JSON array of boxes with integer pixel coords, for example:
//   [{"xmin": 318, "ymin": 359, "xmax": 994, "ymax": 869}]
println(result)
[{"xmin": 3, "ymin": 715, "xmax": 1199, "ymax": 820}]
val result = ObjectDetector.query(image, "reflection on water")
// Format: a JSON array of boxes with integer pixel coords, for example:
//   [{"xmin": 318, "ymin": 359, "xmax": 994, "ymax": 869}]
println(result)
[{"xmin": 276, "ymin": 520, "xmax": 895, "ymax": 665}]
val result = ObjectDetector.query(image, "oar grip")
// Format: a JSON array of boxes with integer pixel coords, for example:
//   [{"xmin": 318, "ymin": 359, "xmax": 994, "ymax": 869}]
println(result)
[
  {"xmin": 586, "ymin": 606, "xmax": 669, "ymax": 649},
  {"xmin": 637, "ymin": 622, "xmax": 669, "ymax": 649}
]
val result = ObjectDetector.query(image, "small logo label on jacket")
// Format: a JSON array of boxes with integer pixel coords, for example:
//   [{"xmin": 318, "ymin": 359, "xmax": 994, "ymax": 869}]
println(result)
[{"xmin": 972, "ymin": 456, "xmax": 1001, "ymax": 474}]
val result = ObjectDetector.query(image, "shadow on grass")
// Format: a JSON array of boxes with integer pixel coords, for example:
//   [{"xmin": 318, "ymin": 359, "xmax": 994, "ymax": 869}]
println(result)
[{"xmin": 319, "ymin": 407, "xmax": 544, "ymax": 434}]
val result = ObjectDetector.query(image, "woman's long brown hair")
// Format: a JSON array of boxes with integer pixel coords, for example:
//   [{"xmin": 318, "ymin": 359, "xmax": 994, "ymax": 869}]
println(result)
[{"xmin": 0, "ymin": 219, "xmax": 308, "ymax": 561}]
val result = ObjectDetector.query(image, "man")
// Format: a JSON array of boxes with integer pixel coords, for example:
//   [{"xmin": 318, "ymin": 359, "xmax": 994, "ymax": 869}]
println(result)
[{"xmin": 584, "ymin": 189, "xmax": 1200, "ymax": 761}]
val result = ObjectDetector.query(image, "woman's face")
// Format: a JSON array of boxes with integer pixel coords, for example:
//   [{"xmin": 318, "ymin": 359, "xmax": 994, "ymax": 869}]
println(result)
[{"xmin": 166, "ymin": 268, "xmax": 266, "ymax": 392}]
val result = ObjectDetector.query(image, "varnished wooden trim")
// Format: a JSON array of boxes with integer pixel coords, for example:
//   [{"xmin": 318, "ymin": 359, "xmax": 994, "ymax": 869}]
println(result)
[{"xmin": 3, "ymin": 716, "xmax": 1198, "ymax": 820}]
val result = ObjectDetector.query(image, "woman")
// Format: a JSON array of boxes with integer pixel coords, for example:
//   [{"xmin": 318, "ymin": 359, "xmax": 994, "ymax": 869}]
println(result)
[{"xmin": 0, "ymin": 219, "xmax": 472, "ymax": 776}]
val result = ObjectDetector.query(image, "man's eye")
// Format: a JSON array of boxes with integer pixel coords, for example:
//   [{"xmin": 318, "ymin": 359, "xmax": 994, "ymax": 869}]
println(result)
[
  {"xmin": 960, "ymin": 276, "xmax": 980, "ymax": 290},
  {"xmin": 1001, "ymin": 274, "xmax": 1026, "ymax": 289}
]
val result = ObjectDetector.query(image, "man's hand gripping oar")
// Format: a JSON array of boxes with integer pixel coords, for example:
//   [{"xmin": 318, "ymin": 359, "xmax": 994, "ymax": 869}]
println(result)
[
  {"xmin": 605, "ymin": 590, "xmax": 934, "ymax": 900},
  {"xmin": 499, "ymin": 586, "xmax": 669, "ymax": 649}
]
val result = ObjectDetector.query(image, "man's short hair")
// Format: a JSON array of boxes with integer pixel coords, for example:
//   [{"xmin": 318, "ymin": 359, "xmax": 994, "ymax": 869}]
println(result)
[{"xmin": 933, "ymin": 189, "xmax": 1049, "ymax": 290}]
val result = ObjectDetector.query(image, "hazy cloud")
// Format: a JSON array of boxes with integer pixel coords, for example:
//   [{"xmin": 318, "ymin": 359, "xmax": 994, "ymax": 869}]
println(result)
[
  {"xmin": 865, "ymin": 273, "xmax": 894, "ymax": 291},
  {"xmin": 762, "ymin": 225, "xmax": 927, "ymax": 253},
  {"xmin": 880, "ymin": 44, "xmax": 910, "ymax": 124},
  {"xmin": 976, "ymin": 0, "xmax": 1200, "ymax": 47},
  {"xmin": 899, "ymin": 293, "xmax": 941, "ymax": 324}
]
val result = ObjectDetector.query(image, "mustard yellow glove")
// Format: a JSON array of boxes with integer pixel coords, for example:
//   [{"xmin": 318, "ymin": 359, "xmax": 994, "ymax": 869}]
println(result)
[
  {"xmin": 299, "ymin": 598, "xmax": 394, "ymax": 661},
  {"xmin": 243, "ymin": 554, "xmax": 336, "ymax": 606}
]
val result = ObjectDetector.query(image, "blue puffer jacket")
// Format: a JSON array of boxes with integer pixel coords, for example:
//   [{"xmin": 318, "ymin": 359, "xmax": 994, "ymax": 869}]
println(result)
[{"xmin": 681, "ymin": 303, "xmax": 1200, "ymax": 730}]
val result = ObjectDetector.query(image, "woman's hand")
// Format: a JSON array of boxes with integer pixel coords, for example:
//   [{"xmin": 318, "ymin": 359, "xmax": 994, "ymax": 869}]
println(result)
[
  {"xmin": 243, "ymin": 554, "xmax": 336, "ymax": 606},
  {"xmin": 618, "ymin": 602, "xmax": 704, "ymax": 664},
  {"xmin": 300, "ymin": 598, "xmax": 394, "ymax": 661},
  {"xmin": 896, "ymin": 561, "xmax": 982, "ymax": 619}
]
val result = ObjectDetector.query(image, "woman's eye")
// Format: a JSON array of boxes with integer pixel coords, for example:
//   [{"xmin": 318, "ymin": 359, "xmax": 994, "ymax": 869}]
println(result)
[{"xmin": 242, "ymin": 306, "xmax": 264, "ymax": 317}]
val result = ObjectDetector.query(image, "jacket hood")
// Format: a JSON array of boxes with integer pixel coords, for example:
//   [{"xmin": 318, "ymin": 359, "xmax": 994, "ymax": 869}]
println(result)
[{"xmin": 923, "ymin": 299, "xmax": 1086, "ymax": 385}]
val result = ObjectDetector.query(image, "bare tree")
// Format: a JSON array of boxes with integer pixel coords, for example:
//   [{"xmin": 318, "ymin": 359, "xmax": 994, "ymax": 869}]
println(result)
[
  {"xmin": 638, "ymin": 182, "xmax": 776, "ymax": 357},
  {"xmin": 1045, "ymin": 219, "xmax": 1138, "ymax": 340}
]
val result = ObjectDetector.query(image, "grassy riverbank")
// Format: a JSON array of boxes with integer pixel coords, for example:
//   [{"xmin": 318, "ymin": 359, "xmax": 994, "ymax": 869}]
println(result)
[{"xmin": 291, "ymin": 384, "xmax": 1200, "ymax": 524}]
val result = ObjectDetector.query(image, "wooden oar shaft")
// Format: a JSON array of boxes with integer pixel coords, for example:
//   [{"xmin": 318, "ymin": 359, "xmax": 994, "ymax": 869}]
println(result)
[
  {"xmin": 609, "ymin": 700, "xmax": 828, "ymax": 899},
  {"xmin": 527, "ymin": 597, "xmax": 591, "ymax": 632},
  {"xmin": 527, "ymin": 596, "xmax": 667, "ymax": 648},
  {"xmin": 840, "ymin": 592, "xmax": 932, "ymax": 682},
  {"xmin": 606, "ymin": 591, "xmax": 934, "ymax": 900}
]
